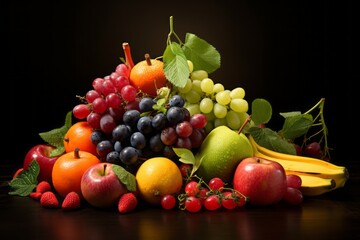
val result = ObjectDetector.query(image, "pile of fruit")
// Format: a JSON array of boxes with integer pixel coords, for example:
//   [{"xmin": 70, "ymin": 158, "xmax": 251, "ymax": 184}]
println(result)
[{"xmin": 8, "ymin": 17, "xmax": 349, "ymax": 213}]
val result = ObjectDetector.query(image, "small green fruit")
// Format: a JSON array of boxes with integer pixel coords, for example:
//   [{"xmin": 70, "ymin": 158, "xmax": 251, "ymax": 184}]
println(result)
[{"xmin": 195, "ymin": 126, "xmax": 253, "ymax": 183}]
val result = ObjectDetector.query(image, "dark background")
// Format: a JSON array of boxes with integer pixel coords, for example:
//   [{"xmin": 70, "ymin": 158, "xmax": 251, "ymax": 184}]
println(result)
[{"xmin": 2, "ymin": 1, "xmax": 355, "ymax": 166}]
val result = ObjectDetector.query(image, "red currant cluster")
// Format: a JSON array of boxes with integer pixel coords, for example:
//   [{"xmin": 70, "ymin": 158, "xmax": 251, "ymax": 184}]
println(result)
[{"xmin": 160, "ymin": 176, "xmax": 247, "ymax": 212}]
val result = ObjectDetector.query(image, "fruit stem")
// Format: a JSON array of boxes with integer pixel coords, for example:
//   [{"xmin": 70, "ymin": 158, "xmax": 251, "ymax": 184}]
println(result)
[
  {"xmin": 74, "ymin": 148, "xmax": 80, "ymax": 159},
  {"xmin": 237, "ymin": 115, "xmax": 251, "ymax": 134},
  {"xmin": 102, "ymin": 164, "xmax": 107, "ymax": 176},
  {"xmin": 166, "ymin": 16, "xmax": 183, "ymax": 46},
  {"xmin": 145, "ymin": 53, "xmax": 152, "ymax": 66},
  {"xmin": 122, "ymin": 42, "xmax": 135, "ymax": 69}
]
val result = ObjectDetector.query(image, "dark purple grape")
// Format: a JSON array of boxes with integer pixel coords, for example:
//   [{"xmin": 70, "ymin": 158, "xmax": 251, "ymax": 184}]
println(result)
[
  {"xmin": 303, "ymin": 142, "xmax": 322, "ymax": 158},
  {"xmin": 166, "ymin": 106, "xmax": 185, "ymax": 125},
  {"xmin": 120, "ymin": 146, "xmax": 138, "ymax": 165},
  {"xmin": 91, "ymin": 130, "xmax": 106, "ymax": 145},
  {"xmin": 160, "ymin": 127, "xmax": 178, "ymax": 145},
  {"xmin": 151, "ymin": 112, "xmax": 167, "ymax": 130},
  {"xmin": 130, "ymin": 132, "xmax": 146, "ymax": 150},
  {"xmin": 96, "ymin": 140, "xmax": 113, "ymax": 158},
  {"xmin": 123, "ymin": 109, "xmax": 140, "ymax": 127},
  {"xmin": 114, "ymin": 141, "xmax": 122, "ymax": 152},
  {"xmin": 100, "ymin": 114, "xmax": 116, "ymax": 134},
  {"xmin": 169, "ymin": 95, "xmax": 185, "ymax": 107},
  {"xmin": 149, "ymin": 134, "xmax": 165, "ymax": 152},
  {"xmin": 112, "ymin": 124, "xmax": 131, "ymax": 142},
  {"xmin": 139, "ymin": 97, "xmax": 155, "ymax": 112},
  {"xmin": 137, "ymin": 116, "xmax": 153, "ymax": 134},
  {"xmin": 106, "ymin": 151, "xmax": 120, "ymax": 164}
]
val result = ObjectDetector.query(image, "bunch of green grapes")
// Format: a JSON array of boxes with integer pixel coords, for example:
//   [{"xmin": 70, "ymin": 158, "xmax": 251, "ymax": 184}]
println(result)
[{"xmin": 173, "ymin": 67, "xmax": 250, "ymax": 134}]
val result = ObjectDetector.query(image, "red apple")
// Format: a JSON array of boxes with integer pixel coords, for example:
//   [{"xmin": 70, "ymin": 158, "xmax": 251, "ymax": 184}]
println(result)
[
  {"xmin": 81, "ymin": 162, "xmax": 128, "ymax": 208},
  {"xmin": 233, "ymin": 156, "xmax": 287, "ymax": 206},
  {"xmin": 23, "ymin": 144, "xmax": 61, "ymax": 184}
]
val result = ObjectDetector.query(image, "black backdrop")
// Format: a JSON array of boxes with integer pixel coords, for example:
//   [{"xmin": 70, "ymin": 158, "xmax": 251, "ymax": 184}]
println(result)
[{"xmin": 3, "ymin": 0, "xmax": 355, "ymax": 165}]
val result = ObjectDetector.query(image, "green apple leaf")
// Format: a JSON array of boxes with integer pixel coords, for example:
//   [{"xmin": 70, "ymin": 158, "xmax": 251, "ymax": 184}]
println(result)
[
  {"xmin": 8, "ymin": 160, "xmax": 39, "ymax": 196},
  {"xmin": 248, "ymin": 127, "xmax": 296, "ymax": 155},
  {"xmin": 163, "ymin": 42, "xmax": 189, "ymax": 88},
  {"xmin": 38, "ymin": 111, "xmax": 72, "ymax": 156},
  {"xmin": 113, "ymin": 164, "xmax": 137, "ymax": 192},
  {"xmin": 173, "ymin": 148, "xmax": 195, "ymax": 165},
  {"xmin": 183, "ymin": 33, "xmax": 221, "ymax": 73},
  {"xmin": 251, "ymin": 98, "xmax": 272, "ymax": 126},
  {"xmin": 279, "ymin": 113, "xmax": 313, "ymax": 140}
]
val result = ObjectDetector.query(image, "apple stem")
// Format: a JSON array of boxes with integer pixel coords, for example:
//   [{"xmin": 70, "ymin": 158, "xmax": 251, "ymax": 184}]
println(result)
[
  {"xmin": 145, "ymin": 53, "xmax": 152, "ymax": 66},
  {"xmin": 122, "ymin": 42, "xmax": 135, "ymax": 69},
  {"xmin": 74, "ymin": 148, "xmax": 80, "ymax": 158},
  {"xmin": 103, "ymin": 164, "xmax": 107, "ymax": 176},
  {"xmin": 237, "ymin": 115, "xmax": 252, "ymax": 134}
]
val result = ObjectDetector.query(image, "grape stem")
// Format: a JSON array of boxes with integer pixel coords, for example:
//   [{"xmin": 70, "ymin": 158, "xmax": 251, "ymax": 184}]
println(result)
[
  {"xmin": 303, "ymin": 98, "xmax": 330, "ymax": 158},
  {"xmin": 166, "ymin": 16, "xmax": 183, "ymax": 46}
]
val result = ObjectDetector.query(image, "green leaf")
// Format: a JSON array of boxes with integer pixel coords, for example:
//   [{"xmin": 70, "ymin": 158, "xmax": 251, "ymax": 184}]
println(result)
[
  {"xmin": 38, "ymin": 111, "xmax": 72, "ymax": 154},
  {"xmin": 163, "ymin": 42, "xmax": 189, "ymax": 88},
  {"xmin": 112, "ymin": 164, "xmax": 137, "ymax": 192},
  {"xmin": 249, "ymin": 127, "xmax": 296, "ymax": 155},
  {"xmin": 280, "ymin": 113, "xmax": 313, "ymax": 140},
  {"xmin": 279, "ymin": 111, "xmax": 302, "ymax": 118},
  {"xmin": 173, "ymin": 148, "xmax": 196, "ymax": 165},
  {"xmin": 183, "ymin": 33, "xmax": 221, "ymax": 74},
  {"xmin": 251, "ymin": 98, "xmax": 272, "ymax": 126},
  {"xmin": 8, "ymin": 160, "xmax": 40, "ymax": 196}
]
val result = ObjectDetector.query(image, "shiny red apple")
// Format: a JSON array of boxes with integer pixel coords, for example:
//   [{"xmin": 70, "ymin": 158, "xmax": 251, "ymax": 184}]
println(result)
[
  {"xmin": 23, "ymin": 144, "xmax": 61, "ymax": 184},
  {"xmin": 81, "ymin": 162, "xmax": 128, "ymax": 208},
  {"xmin": 233, "ymin": 156, "xmax": 287, "ymax": 206}
]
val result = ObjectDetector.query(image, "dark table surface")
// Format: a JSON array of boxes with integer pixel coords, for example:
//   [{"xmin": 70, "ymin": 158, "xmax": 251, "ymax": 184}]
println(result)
[{"xmin": 1, "ymin": 160, "xmax": 359, "ymax": 240}]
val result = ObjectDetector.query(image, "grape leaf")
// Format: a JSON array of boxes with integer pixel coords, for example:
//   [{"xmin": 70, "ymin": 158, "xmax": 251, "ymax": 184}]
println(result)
[
  {"xmin": 251, "ymin": 98, "xmax": 272, "ymax": 126},
  {"xmin": 248, "ymin": 127, "xmax": 296, "ymax": 155},
  {"xmin": 113, "ymin": 164, "xmax": 137, "ymax": 192},
  {"xmin": 279, "ymin": 113, "xmax": 313, "ymax": 140},
  {"xmin": 183, "ymin": 33, "xmax": 221, "ymax": 74},
  {"xmin": 163, "ymin": 42, "xmax": 189, "ymax": 88},
  {"xmin": 38, "ymin": 111, "xmax": 72, "ymax": 156},
  {"xmin": 8, "ymin": 160, "xmax": 39, "ymax": 196},
  {"xmin": 173, "ymin": 148, "xmax": 195, "ymax": 165}
]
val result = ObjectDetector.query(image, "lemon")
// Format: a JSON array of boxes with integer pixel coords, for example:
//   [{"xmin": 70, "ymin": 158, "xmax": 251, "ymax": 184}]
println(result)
[{"xmin": 135, "ymin": 157, "xmax": 183, "ymax": 205}]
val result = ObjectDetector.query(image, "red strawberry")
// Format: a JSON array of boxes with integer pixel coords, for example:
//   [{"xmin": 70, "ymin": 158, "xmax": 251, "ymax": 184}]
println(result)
[
  {"xmin": 29, "ymin": 192, "xmax": 42, "ymax": 200},
  {"xmin": 36, "ymin": 181, "xmax": 51, "ymax": 193},
  {"xmin": 40, "ymin": 191, "xmax": 59, "ymax": 208},
  {"xmin": 118, "ymin": 193, "xmax": 138, "ymax": 214},
  {"xmin": 62, "ymin": 191, "xmax": 81, "ymax": 211}
]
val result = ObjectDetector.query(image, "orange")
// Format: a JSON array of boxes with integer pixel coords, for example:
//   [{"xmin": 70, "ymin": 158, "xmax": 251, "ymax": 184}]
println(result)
[
  {"xmin": 135, "ymin": 157, "xmax": 183, "ymax": 205},
  {"xmin": 129, "ymin": 53, "xmax": 168, "ymax": 97},
  {"xmin": 52, "ymin": 148, "xmax": 101, "ymax": 198},
  {"xmin": 64, "ymin": 121, "xmax": 97, "ymax": 156}
]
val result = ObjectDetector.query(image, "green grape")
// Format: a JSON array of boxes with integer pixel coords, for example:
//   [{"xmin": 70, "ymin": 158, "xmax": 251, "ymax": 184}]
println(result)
[
  {"xmin": 230, "ymin": 87, "xmax": 245, "ymax": 99},
  {"xmin": 200, "ymin": 78, "xmax": 214, "ymax": 94},
  {"xmin": 178, "ymin": 78, "xmax": 193, "ymax": 94},
  {"xmin": 226, "ymin": 110, "xmax": 241, "ymax": 130},
  {"xmin": 204, "ymin": 111, "xmax": 216, "ymax": 121},
  {"xmin": 185, "ymin": 90, "xmax": 201, "ymax": 104},
  {"xmin": 186, "ymin": 103, "xmax": 201, "ymax": 116},
  {"xmin": 213, "ymin": 83, "xmax": 225, "ymax": 94},
  {"xmin": 187, "ymin": 60, "xmax": 194, "ymax": 73},
  {"xmin": 215, "ymin": 91, "xmax": 231, "ymax": 106},
  {"xmin": 190, "ymin": 70, "xmax": 208, "ymax": 81},
  {"xmin": 199, "ymin": 97, "xmax": 214, "ymax": 113},
  {"xmin": 214, "ymin": 117, "xmax": 227, "ymax": 127},
  {"xmin": 230, "ymin": 98, "xmax": 248, "ymax": 113},
  {"xmin": 191, "ymin": 80, "xmax": 203, "ymax": 94},
  {"xmin": 213, "ymin": 103, "xmax": 227, "ymax": 118}
]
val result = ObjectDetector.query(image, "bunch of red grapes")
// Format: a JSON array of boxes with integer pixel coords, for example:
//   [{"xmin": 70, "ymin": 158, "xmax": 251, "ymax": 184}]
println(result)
[{"xmin": 72, "ymin": 63, "xmax": 208, "ymax": 173}]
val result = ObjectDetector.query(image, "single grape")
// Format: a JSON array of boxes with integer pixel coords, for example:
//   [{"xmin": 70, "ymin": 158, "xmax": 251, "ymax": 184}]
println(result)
[
  {"xmin": 286, "ymin": 174, "xmax": 302, "ymax": 189},
  {"xmin": 137, "ymin": 116, "xmax": 153, "ymax": 135},
  {"xmin": 283, "ymin": 187, "xmax": 303, "ymax": 205},
  {"xmin": 87, "ymin": 112, "xmax": 101, "ymax": 129},
  {"xmin": 73, "ymin": 104, "xmax": 91, "ymax": 120},
  {"xmin": 230, "ymin": 98, "xmax": 248, "ymax": 113},
  {"xmin": 100, "ymin": 114, "xmax": 116, "ymax": 134},
  {"xmin": 161, "ymin": 194, "xmax": 177, "ymax": 210},
  {"xmin": 230, "ymin": 87, "xmax": 245, "ymax": 99},
  {"xmin": 102, "ymin": 79, "xmax": 116, "ymax": 96},
  {"xmin": 303, "ymin": 142, "xmax": 322, "ymax": 158},
  {"xmin": 130, "ymin": 132, "xmax": 146, "ymax": 150},
  {"xmin": 161, "ymin": 127, "xmax": 178, "ymax": 145},
  {"xmin": 190, "ymin": 114, "xmax": 207, "ymax": 129},
  {"xmin": 177, "ymin": 78, "xmax": 192, "ymax": 94},
  {"xmin": 200, "ymin": 78, "xmax": 214, "ymax": 94},
  {"xmin": 204, "ymin": 194, "xmax": 221, "ymax": 211},
  {"xmin": 85, "ymin": 89, "xmax": 101, "ymax": 103},
  {"xmin": 92, "ymin": 97, "xmax": 108, "ymax": 114},
  {"xmin": 190, "ymin": 70, "xmax": 208, "ymax": 81},
  {"xmin": 166, "ymin": 106, "xmax": 185, "ymax": 125},
  {"xmin": 123, "ymin": 109, "xmax": 140, "ymax": 127},
  {"xmin": 96, "ymin": 140, "xmax": 113, "ymax": 158},
  {"xmin": 112, "ymin": 124, "xmax": 131, "ymax": 142},
  {"xmin": 105, "ymin": 93, "xmax": 122, "ymax": 108},
  {"xmin": 212, "ymin": 83, "xmax": 225, "ymax": 94},
  {"xmin": 169, "ymin": 95, "xmax": 185, "ymax": 108},
  {"xmin": 108, "ymin": 106, "xmax": 125, "ymax": 121},
  {"xmin": 189, "ymin": 128, "xmax": 205, "ymax": 148},
  {"xmin": 92, "ymin": 77, "xmax": 105, "ymax": 93},
  {"xmin": 175, "ymin": 137, "xmax": 192, "ymax": 150},
  {"xmin": 121, "ymin": 84, "xmax": 137, "ymax": 102},
  {"xmin": 215, "ymin": 91, "xmax": 231, "ymax": 106},
  {"xmin": 185, "ymin": 90, "xmax": 201, "ymax": 104},
  {"xmin": 149, "ymin": 133, "xmax": 165, "ymax": 152},
  {"xmin": 186, "ymin": 103, "xmax": 201, "ymax": 116},
  {"xmin": 151, "ymin": 112, "xmax": 167, "ymax": 130},
  {"xmin": 221, "ymin": 191, "xmax": 238, "ymax": 210},
  {"xmin": 91, "ymin": 130, "xmax": 106, "ymax": 145},
  {"xmin": 199, "ymin": 98, "xmax": 214, "ymax": 114},
  {"xmin": 185, "ymin": 181, "xmax": 201, "ymax": 197},
  {"xmin": 213, "ymin": 103, "xmax": 227, "ymax": 119},
  {"xmin": 184, "ymin": 196, "xmax": 202, "ymax": 213},
  {"xmin": 120, "ymin": 146, "xmax": 138, "ymax": 165},
  {"xmin": 106, "ymin": 151, "xmax": 120, "ymax": 164},
  {"xmin": 176, "ymin": 121, "xmax": 193, "ymax": 138},
  {"xmin": 139, "ymin": 97, "xmax": 155, "ymax": 112}
]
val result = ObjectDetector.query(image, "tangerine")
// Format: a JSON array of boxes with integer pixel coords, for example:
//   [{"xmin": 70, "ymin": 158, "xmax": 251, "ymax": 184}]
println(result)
[
  {"xmin": 135, "ymin": 157, "xmax": 183, "ymax": 205},
  {"xmin": 64, "ymin": 121, "xmax": 97, "ymax": 156},
  {"xmin": 52, "ymin": 148, "xmax": 101, "ymax": 198},
  {"xmin": 129, "ymin": 53, "xmax": 168, "ymax": 97}
]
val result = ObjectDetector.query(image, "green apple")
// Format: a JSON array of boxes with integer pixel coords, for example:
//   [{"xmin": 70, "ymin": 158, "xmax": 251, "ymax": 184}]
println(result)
[{"xmin": 195, "ymin": 126, "xmax": 254, "ymax": 183}]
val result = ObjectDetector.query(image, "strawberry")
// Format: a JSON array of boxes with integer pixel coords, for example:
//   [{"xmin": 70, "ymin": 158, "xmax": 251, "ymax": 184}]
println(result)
[
  {"xmin": 62, "ymin": 191, "xmax": 81, "ymax": 211},
  {"xmin": 36, "ymin": 181, "xmax": 51, "ymax": 193},
  {"xmin": 29, "ymin": 192, "xmax": 42, "ymax": 200},
  {"xmin": 40, "ymin": 191, "xmax": 59, "ymax": 208},
  {"xmin": 118, "ymin": 193, "xmax": 138, "ymax": 214}
]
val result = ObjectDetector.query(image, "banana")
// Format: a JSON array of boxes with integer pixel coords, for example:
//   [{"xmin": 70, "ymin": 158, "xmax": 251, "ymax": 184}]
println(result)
[
  {"xmin": 248, "ymin": 135, "xmax": 346, "ymax": 172},
  {"xmin": 297, "ymin": 174, "xmax": 336, "ymax": 196},
  {"xmin": 247, "ymin": 135, "xmax": 349, "ymax": 196}
]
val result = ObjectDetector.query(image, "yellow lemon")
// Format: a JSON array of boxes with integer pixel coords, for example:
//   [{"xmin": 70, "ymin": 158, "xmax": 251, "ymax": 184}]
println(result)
[{"xmin": 135, "ymin": 157, "xmax": 183, "ymax": 205}]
